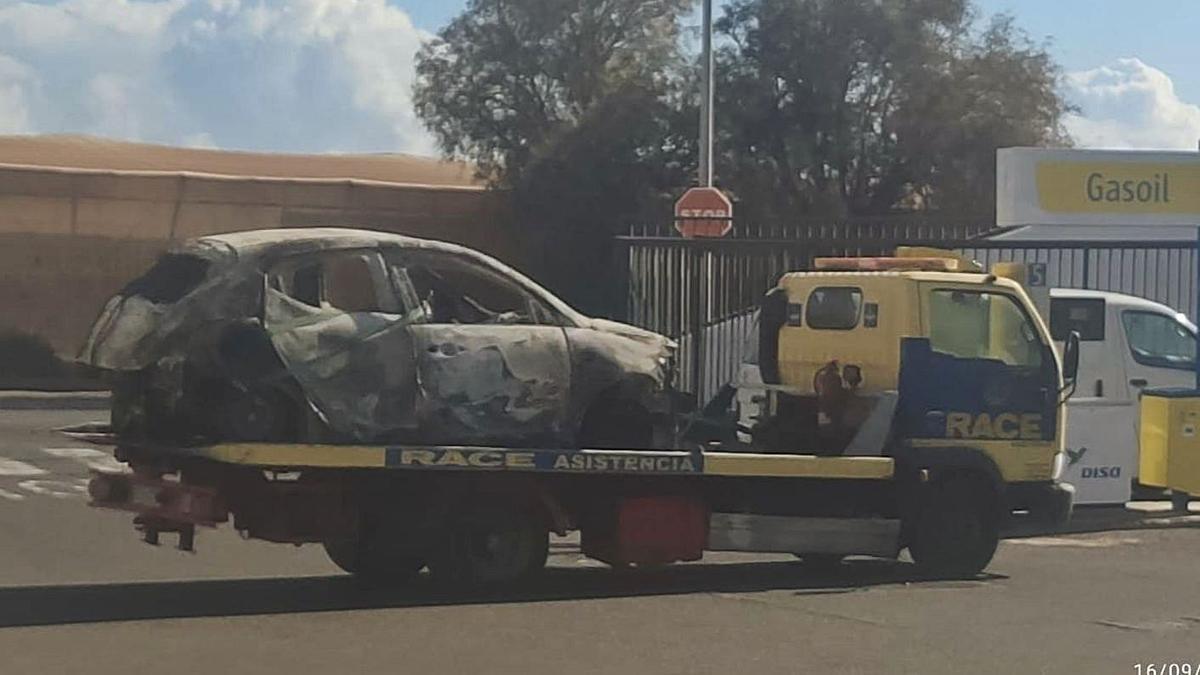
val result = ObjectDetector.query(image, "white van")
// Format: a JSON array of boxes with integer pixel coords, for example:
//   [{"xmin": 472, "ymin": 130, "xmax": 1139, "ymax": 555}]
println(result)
[{"xmin": 1051, "ymin": 288, "xmax": 1198, "ymax": 504}]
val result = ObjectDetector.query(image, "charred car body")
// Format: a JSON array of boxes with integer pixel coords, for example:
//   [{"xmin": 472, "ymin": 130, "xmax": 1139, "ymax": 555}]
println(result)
[{"xmin": 80, "ymin": 228, "xmax": 675, "ymax": 448}]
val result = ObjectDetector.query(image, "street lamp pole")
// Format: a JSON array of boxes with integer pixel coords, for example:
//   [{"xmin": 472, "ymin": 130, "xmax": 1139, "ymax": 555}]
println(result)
[{"xmin": 698, "ymin": 0, "xmax": 714, "ymax": 188}]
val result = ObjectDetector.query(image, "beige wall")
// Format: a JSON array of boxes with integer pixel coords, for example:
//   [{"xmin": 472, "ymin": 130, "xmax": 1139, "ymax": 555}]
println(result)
[{"xmin": 0, "ymin": 166, "xmax": 519, "ymax": 356}]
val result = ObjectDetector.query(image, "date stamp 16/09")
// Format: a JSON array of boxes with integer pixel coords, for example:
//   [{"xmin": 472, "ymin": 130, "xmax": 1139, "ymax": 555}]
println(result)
[{"xmin": 1135, "ymin": 665, "xmax": 1200, "ymax": 675}]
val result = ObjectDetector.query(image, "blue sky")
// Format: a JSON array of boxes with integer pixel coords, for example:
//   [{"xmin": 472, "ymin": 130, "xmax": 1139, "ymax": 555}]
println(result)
[
  {"xmin": 973, "ymin": 0, "xmax": 1199, "ymax": 103},
  {"xmin": 0, "ymin": 0, "xmax": 1196, "ymax": 154}
]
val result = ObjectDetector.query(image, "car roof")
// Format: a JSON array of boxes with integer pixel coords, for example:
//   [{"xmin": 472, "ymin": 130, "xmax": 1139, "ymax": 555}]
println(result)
[
  {"xmin": 1050, "ymin": 287, "xmax": 1179, "ymax": 313},
  {"xmin": 193, "ymin": 227, "xmax": 453, "ymax": 257},
  {"xmin": 185, "ymin": 227, "xmax": 589, "ymax": 326}
]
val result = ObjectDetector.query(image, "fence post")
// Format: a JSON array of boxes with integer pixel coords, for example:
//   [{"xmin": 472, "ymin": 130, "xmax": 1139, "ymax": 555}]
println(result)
[
  {"xmin": 610, "ymin": 232, "xmax": 630, "ymax": 322},
  {"xmin": 689, "ymin": 245, "xmax": 705, "ymax": 406}
]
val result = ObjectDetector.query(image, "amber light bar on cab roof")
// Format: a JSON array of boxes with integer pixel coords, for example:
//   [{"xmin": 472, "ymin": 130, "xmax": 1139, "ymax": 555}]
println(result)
[{"xmin": 813, "ymin": 256, "xmax": 968, "ymax": 272}]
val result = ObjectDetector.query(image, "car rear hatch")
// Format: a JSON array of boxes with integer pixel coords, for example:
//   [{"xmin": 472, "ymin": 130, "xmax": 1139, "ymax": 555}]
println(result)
[{"xmin": 78, "ymin": 251, "xmax": 219, "ymax": 371}]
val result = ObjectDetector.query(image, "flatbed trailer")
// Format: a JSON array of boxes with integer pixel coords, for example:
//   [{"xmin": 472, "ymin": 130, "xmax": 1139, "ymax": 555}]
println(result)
[{"xmin": 74, "ymin": 428, "xmax": 1016, "ymax": 583}]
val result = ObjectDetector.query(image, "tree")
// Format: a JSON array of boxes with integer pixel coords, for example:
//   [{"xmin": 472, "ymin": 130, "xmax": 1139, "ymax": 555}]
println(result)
[
  {"xmin": 414, "ymin": 0, "xmax": 693, "ymax": 312},
  {"xmin": 714, "ymin": 0, "xmax": 1072, "ymax": 221}
]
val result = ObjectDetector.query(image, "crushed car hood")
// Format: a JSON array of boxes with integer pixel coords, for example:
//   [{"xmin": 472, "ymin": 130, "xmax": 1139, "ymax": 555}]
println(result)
[{"xmin": 586, "ymin": 318, "xmax": 676, "ymax": 350}]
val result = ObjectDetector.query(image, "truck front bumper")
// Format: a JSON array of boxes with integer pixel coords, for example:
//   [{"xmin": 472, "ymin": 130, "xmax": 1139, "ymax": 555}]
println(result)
[{"xmin": 1007, "ymin": 481, "xmax": 1076, "ymax": 530}]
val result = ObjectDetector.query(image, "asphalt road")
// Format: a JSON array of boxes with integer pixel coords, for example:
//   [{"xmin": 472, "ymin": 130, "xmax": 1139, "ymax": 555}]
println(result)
[{"xmin": 2, "ymin": 408, "xmax": 1199, "ymax": 675}]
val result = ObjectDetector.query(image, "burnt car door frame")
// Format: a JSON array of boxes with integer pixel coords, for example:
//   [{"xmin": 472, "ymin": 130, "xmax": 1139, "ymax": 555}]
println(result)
[
  {"xmin": 384, "ymin": 247, "xmax": 575, "ymax": 447},
  {"xmin": 261, "ymin": 246, "xmax": 421, "ymax": 441}
]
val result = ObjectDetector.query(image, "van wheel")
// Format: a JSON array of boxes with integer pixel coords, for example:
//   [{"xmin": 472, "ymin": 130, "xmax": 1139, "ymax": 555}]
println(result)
[
  {"xmin": 908, "ymin": 475, "xmax": 999, "ymax": 578},
  {"xmin": 429, "ymin": 505, "xmax": 548, "ymax": 586}
]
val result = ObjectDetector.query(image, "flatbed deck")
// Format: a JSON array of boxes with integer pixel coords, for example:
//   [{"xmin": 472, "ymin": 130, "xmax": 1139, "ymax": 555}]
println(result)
[{"xmin": 135, "ymin": 442, "xmax": 897, "ymax": 480}]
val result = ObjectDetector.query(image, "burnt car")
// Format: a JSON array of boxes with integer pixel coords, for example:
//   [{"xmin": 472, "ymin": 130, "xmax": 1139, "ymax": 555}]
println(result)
[{"xmin": 79, "ymin": 228, "xmax": 675, "ymax": 448}]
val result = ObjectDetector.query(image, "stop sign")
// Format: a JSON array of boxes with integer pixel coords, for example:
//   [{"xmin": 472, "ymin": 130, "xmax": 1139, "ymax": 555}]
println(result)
[{"xmin": 674, "ymin": 187, "xmax": 732, "ymax": 238}]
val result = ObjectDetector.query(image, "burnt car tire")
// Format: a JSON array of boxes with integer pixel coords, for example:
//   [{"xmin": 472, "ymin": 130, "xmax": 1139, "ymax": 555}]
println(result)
[
  {"xmin": 428, "ymin": 505, "xmax": 549, "ymax": 586},
  {"xmin": 908, "ymin": 475, "xmax": 1000, "ymax": 579},
  {"xmin": 215, "ymin": 387, "xmax": 297, "ymax": 442}
]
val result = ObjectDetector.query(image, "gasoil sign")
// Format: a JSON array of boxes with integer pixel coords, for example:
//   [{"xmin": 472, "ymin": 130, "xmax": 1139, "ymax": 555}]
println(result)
[
  {"xmin": 996, "ymin": 148, "xmax": 1200, "ymax": 227},
  {"xmin": 1036, "ymin": 162, "xmax": 1200, "ymax": 214}
]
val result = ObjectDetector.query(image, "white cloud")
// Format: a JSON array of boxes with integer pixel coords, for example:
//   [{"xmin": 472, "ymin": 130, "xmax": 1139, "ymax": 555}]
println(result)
[
  {"xmin": 0, "ymin": 0, "xmax": 436, "ymax": 154},
  {"xmin": 0, "ymin": 54, "xmax": 36, "ymax": 133},
  {"xmin": 1064, "ymin": 58, "xmax": 1200, "ymax": 151}
]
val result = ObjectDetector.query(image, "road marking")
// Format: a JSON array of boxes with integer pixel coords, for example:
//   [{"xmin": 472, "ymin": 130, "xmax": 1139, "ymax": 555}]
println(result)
[
  {"xmin": 17, "ymin": 479, "xmax": 89, "ymax": 499},
  {"xmin": 1005, "ymin": 535, "xmax": 1141, "ymax": 548},
  {"xmin": 41, "ymin": 447, "xmax": 129, "ymax": 473},
  {"xmin": 0, "ymin": 458, "xmax": 48, "ymax": 476},
  {"xmin": 0, "ymin": 487, "xmax": 26, "ymax": 501}
]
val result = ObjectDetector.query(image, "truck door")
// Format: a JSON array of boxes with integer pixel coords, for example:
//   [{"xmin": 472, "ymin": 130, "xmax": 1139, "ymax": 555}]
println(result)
[
  {"xmin": 898, "ymin": 286, "xmax": 1060, "ymax": 482},
  {"xmin": 390, "ymin": 250, "xmax": 572, "ymax": 447},
  {"xmin": 263, "ymin": 249, "xmax": 419, "ymax": 441}
]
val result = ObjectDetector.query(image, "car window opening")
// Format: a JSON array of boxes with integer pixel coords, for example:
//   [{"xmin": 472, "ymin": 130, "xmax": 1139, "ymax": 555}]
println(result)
[
  {"xmin": 121, "ymin": 253, "xmax": 211, "ymax": 303},
  {"xmin": 405, "ymin": 255, "xmax": 535, "ymax": 325}
]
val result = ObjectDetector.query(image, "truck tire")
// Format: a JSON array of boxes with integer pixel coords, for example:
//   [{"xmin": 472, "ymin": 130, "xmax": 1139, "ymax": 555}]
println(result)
[
  {"xmin": 908, "ymin": 475, "xmax": 1000, "ymax": 578},
  {"xmin": 429, "ymin": 505, "xmax": 549, "ymax": 586},
  {"xmin": 323, "ymin": 522, "xmax": 425, "ymax": 584}
]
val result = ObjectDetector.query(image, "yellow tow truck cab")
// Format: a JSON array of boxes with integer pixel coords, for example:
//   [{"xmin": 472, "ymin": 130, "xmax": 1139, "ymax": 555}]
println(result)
[{"xmin": 747, "ymin": 249, "xmax": 1076, "ymax": 524}]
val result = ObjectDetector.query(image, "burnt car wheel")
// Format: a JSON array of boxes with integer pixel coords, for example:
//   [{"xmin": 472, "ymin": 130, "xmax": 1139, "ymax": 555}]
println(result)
[{"xmin": 215, "ymin": 387, "xmax": 296, "ymax": 442}]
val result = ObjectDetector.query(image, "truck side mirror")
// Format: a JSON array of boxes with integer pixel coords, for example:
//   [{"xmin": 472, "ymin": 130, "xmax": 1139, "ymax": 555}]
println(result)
[
  {"xmin": 1062, "ymin": 330, "xmax": 1081, "ymax": 384},
  {"xmin": 758, "ymin": 287, "xmax": 787, "ymax": 385}
]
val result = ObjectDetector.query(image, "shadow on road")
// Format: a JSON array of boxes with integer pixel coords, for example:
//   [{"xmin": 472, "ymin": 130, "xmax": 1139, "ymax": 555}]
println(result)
[{"xmin": 0, "ymin": 560, "xmax": 1004, "ymax": 628}]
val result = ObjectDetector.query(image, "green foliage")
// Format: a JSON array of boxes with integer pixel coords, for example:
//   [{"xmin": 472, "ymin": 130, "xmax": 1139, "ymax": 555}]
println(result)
[
  {"xmin": 415, "ymin": 0, "xmax": 692, "ymax": 188},
  {"xmin": 415, "ymin": 0, "xmax": 694, "ymax": 312},
  {"xmin": 715, "ymin": 0, "xmax": 1072, "ymax": 220}
]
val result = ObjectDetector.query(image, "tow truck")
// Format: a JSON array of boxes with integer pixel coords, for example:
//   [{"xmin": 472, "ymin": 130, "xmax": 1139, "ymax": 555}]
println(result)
[{"xmin": 72, "ymin": 249, "xmax": 1079, "ymax": 584}]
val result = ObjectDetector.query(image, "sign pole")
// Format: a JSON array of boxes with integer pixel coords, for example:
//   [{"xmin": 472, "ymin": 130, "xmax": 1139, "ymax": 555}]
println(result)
[
  {"xmin": 698, "ymin": 0, "xmax": 714, "ymax": 188},
  {"xmin": 1195, "ymin": 226, "xmax": 1200, "ymax": 391}
]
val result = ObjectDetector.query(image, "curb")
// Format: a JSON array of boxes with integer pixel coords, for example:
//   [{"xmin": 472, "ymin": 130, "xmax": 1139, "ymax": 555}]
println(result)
[
  {"xmin": 0, "ymin": 390, "xmax": 111, "ymax": 411},
  {"xmin": 1005, "ymin": 506, "xmax": 1200, "ymax": 539}
]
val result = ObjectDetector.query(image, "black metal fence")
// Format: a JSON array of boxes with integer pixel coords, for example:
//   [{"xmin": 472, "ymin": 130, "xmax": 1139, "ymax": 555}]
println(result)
[{"xmin": 615, "ymin": 224, "xmax": 1200, "ymax": 402}]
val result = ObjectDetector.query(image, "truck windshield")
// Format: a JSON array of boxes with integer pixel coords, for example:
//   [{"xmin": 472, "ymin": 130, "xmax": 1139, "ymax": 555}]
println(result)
[{"xmin": 928, "ymin": 290, "xmax": 1043, "ymax": 368}]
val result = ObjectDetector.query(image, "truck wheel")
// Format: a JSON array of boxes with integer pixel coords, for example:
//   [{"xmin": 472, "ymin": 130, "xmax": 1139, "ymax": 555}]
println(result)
[
  {"xmin": 908, "ymin": 475, "xmax": 1000, "ymax": 578},
  {"xmin": 430, "ymin": 506, "xmax": 549, "ymax": 586},
  {"xmin": 323, "ymin": 525, "xmax": 425, "ymax": 585}
]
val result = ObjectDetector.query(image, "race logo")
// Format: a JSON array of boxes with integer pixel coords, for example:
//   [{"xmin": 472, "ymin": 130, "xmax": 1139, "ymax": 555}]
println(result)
[{"xmin": 944, "ymin": 412, "xmax": 1043, "ymax": 440}]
